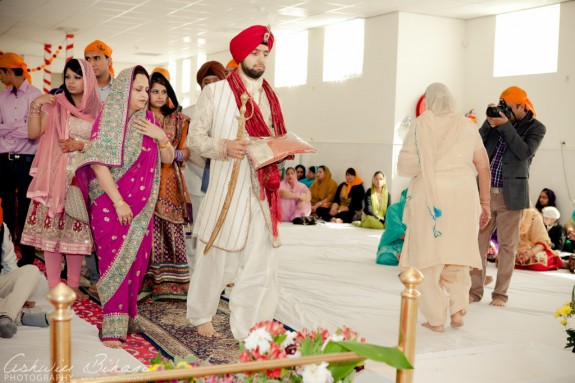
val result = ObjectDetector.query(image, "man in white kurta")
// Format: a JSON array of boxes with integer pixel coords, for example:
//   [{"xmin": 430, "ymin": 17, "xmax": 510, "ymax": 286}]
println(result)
[
  {"xmin": 186, "ymin": 25, "xmax": 286, "ymax": 340},
  {"xmin": 182, "ymin": 61, "xmax": 227, "ymax": 275}
]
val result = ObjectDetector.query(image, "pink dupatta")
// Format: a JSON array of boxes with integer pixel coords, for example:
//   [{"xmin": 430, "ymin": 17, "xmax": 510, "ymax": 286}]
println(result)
[{"xmin": 27, "ymin": 59, "xmax": 101, "ymax": 217}]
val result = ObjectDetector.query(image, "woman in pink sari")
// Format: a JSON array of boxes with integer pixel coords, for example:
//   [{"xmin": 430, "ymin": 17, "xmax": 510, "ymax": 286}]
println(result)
[
  {"xmin": 76, "ymin": 66, "xmax": 175, "ymax": 348},
  {"xmin": 279, "ymin": 167, "xmax": 311, "ymax": 221},
  {"xmin": 23, "ymin": 59, "xmax": 101, "ymax": 300}
]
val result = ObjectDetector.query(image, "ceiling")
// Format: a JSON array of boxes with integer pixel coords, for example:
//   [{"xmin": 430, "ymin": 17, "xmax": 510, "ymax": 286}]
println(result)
[{"xmin": 0, "ymin": 0, "xmax": 569, "ymax": 65}]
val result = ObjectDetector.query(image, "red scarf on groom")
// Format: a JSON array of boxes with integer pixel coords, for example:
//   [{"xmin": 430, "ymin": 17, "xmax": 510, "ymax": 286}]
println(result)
[{"xmin": 227, "ymin": 70, "xmax": 286, "ymax": 237}]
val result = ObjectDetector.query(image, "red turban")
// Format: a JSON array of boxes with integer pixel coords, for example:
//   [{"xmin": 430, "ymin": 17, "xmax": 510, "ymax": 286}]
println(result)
[
  {"xmin": 229, "ymin": 25, "xmax": 274, "ymax": 64},
  {"xmin": 196, "ymin": 61, "xmax": 226, "ymax": 86}
]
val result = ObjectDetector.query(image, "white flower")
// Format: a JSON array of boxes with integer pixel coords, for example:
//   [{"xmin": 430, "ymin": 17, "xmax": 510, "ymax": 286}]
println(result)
[
  {"xmin": 281, "ymin": 330, "xmax": 298, "ymax": 349},
  {"xmin": 300, "ymin": 362, "xmax": 334, "ymax": 383},
  {"xmin": 243, "ymin": 328, "xmax": 272, "ymax": 353},
  {"xmin": 321, "ymin": 333, "xmax": 344, "ymax": 351}
]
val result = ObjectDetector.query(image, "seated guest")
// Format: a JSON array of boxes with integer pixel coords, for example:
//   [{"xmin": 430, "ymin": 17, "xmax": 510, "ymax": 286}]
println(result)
[
  {"xmin": 300, "ymin": 165, "xmax": 316, "ymax": 188},
  {"xmin": 0, "ymin": 200, "xmax": 49, "ymax": 338},
  {"xmin": 353, "ymin": 171, "xmax": 390, "ymax": 229},
  {"xmin": 535, "ymin": 188, "xmax": 556, "ymax": 213},
  {"xmin": 563, "ymin": 209, "xmax": 575, "ymax": 252},
  {"xmin": 310, "ymin": 166, "xmax": 338, "ymax": 215},
  {"xmin": 317, "ymin": 168, "xmax": 365, "ymax": 223},
  {"xmin": 376, "ymin": 189, "xmax": 407, "ymax": 266},
  {"xmin": 295, "ymin": 165, "xmax": 306, "ymax": 181},
  {"xmin": 279, "ymin": 167, "xmax": 311, "ymax": 222},
  {"xmin": 542, "ymin": 206, "xmax": 564, "ymax": 251},
  {"xmin": 515, "ymin": 207, "xmax": 563, "ymax": 271}
]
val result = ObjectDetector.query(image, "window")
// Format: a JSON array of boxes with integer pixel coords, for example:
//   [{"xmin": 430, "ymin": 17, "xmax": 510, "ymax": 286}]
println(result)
[
  {"xmin": 323, "ymin": 19, "xmax": 365, "ymax": 82},
  {"xmin": 275, "ymin": 30, "xmax": 309, "ymax": 87},
  {"xmin": 196, "ymin": 54, "xmax": 207, "ymax": 91},
  {"xmin": 168, "ymin": 61, "xmax": 177, "ymax": 90},
  {"xmin": 493, "ymin": 5, "xmax": 560, "ymax": 77},
  {"xmin": 181, "ymin": 58, "xmax": 191, "ymax": 93}
]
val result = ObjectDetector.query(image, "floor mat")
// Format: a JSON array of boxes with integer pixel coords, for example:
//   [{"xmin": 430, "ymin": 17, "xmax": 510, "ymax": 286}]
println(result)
[{"xmin": 137, "ymin": 298, "xmax": 240, "ymax": 364}]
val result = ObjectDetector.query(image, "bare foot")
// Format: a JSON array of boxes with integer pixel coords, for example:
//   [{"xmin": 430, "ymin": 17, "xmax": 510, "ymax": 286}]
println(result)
[
  {"xmin": 422, "ymin": 322, "xmax": 444, "ymax": 333},
  {"xmin": 71, "ymin": 287, "xmax": 88, "ymax": 301},
  {"xmin": 450, "ymin": 309, "xmax": 466, "ymax": 328},
  {"xmin": 490, "ymin": 298, "xmax": 506, "ymax": 307},
  {"xmin": 484, "ymin": 275, "xmax": 494, "ymax": 285},
  {"xmin": 469, "ymin": 295, "xmax": 479, "ymax": 303},
  {"xmin": 197, "ymin": 322, "xmax": 220, "ymax": 337},
  {"xmin": 102, "ymin": 340, "xmax": 123, "ymax": 348},
  {"xmin": 335, "ymin": 218, "xmax": 343, "ymax": 224},
  {"xmin": 23, "ymin": 301, "xmax": 36, "ymax": 308}
]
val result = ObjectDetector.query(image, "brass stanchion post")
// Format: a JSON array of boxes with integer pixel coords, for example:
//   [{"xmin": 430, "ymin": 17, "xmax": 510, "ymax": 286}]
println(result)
[
  {"xmin": 396, "ymin": 267, "xmax": 424, "ymax": 383},
  {"xmin": 48, "ymin": 282, "xmax": 76, "ymax": 383}
]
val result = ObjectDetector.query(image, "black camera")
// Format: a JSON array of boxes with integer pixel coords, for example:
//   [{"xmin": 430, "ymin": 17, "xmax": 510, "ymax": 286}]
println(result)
[{"xmin": 486, "ymin": 99, "xmax": 513, "ymax": 118}]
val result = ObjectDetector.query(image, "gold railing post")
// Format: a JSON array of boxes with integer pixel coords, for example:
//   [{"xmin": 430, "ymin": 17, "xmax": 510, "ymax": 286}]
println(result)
[
  {"xmin": 48, "ymin": 282, "xmax": 76, "ymax": 383},
  {"xmin": 396, "ymin": 267, "xmax": 424, "ymax": 383}
]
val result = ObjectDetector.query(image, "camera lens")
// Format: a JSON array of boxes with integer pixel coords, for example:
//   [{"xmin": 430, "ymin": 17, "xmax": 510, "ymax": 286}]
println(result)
[{"xmin": 486, "ymin": 106, "xmax": 501, "ymax": 118}]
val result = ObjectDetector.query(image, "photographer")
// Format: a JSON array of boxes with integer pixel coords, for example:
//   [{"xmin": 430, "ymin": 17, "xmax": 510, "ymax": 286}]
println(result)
[{"xmin": 469, "ymin": 86, "xmax": 546, "ymax": 307}]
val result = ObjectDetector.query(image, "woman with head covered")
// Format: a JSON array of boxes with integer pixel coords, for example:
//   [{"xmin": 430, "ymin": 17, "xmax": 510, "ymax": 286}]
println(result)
[
  {"xmin": 398, "ymin": 83, "xmax": 491, "ymax": 332},
  {"xmin": 139, "ymin": 68, "xmax": 191, "ymax": 301},
  {"xmin": 76, "ymin": 66, "xmax": 175, "ymax": 348}
]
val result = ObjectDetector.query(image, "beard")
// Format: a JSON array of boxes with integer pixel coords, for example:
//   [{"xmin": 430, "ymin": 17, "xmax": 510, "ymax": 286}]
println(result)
[{"xmin": 241, "ymin": 62, "xmax": 265, "ymax": 79}]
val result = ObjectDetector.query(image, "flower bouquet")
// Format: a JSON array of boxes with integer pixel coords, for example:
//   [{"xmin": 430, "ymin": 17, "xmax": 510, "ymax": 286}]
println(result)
[
  {"xmin": 238, "ymin": 320, "xmax": 411, "ymax": 382},
  {"xmin": 147, "ymin": 321, "xmax": 412, "ymax": 382},
  {"xmin": 554, "ymin": 285, "xmax": 575, "ymax": 352}
]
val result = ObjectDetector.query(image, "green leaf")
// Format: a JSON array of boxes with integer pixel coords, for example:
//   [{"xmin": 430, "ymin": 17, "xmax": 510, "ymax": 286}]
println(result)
[
  {"xmin": 149, "ymin": 352, "xmax": 163, "ymax": 366},
  {"xmin": 328, "ymin": 360, "xmax": 359, "ymax": 381},
  {"xmin": 332, "ymin": 341, "xmax": 413, "ymax": 369},
  {"xmin": 300, "ymin": 337, "xmax": 313, "ymax": 355}
]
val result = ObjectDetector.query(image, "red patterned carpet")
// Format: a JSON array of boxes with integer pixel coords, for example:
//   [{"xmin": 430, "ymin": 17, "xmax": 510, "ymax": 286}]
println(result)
[{"xmin": 29, "ymin": 252, "xmax": 159, "ymax": 365}]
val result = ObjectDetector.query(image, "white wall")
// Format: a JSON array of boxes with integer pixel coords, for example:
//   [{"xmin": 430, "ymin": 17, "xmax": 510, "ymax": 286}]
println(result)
[
  {"xmin": 464, "ymin": 1, "xmax": 575, "ymax": 220},
  {"xmin": 278, "ymin": 13, "xmax": 401, "ymax": 191},
  {"xmin": 392, "ymin": 12, "xmax": 467, "ymax": 197},
  {"xmin": 19, "ymin": 4, "xmax": 575, "ymax": 216}
]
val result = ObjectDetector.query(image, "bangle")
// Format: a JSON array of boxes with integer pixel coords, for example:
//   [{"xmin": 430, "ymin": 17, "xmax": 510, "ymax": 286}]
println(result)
[
  {"xmin": 480, "ymin": 199, "xmax": 490, "ymax": 205},
  {"xmin": 113, "ymin": 199, "xmax": 125, "ymax": 208},
  {"xmin": 159, "ymin": 140, "xmax": 170, "ymax": 149},
  {"xmin": 174, "ymin": 149, "xmax": 183, "ymax": 161}
]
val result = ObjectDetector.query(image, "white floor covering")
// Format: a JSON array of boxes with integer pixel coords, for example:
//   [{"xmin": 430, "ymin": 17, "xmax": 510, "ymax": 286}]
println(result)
[
  {"xmin": 1, "ymin": 222, "xmax": 575, "ymax": 382},
  {"xmin": 275, "ymin": 222, "xmax": 575, "ymax": 383}
]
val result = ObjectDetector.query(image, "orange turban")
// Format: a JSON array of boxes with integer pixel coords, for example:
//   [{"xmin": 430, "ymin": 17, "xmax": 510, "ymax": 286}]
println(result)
[
  {"xmin": 226, "ymin": 59, "xmax": 238, "ymax": 69},
  {"xmin": 152, "ymin": 67, "xmax": 170, "ymax": 82},
  {"xmin": 229, "ymin": 25, "xmax": 274, "ymax": 64},
  {"xmin": 500, "ymin": 86, "xmax": 536, "ymax": 117},
  {"xmin": 84, "ymin": 40, "xmax": 115, "ymax": 76},
  {"xmin": 196, "ymin": 61, "xmax": 226, "ymax": 86},
  {"xmin": 0, "ymin": 52, "xmax": 31, "ymax": 84}
]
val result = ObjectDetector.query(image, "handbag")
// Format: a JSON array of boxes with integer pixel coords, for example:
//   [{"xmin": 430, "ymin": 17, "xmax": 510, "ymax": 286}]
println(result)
[{"xmin": 65, "ymin": 181, "xmax": 89, "ymax": 224}]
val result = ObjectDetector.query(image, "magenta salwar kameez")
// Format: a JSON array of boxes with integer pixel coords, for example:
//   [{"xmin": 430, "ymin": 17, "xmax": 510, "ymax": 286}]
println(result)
[{"xmin": 77, "ymin": 66, "xmax": 161, "ymax": 342}]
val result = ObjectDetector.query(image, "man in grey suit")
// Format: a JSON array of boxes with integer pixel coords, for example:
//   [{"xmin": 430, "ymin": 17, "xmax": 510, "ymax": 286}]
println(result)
[{"xmin": 470, "ymin": 86, "xmax": 546, "ymax": 307}]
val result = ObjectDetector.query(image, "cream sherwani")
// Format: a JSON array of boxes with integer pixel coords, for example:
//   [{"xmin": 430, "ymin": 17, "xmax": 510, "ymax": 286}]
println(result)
[{"xmin": 186, "ymin": 75, "xmax": 279, "ymax": 340}]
